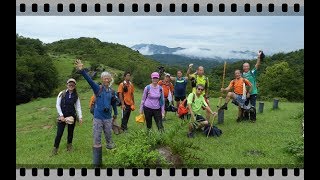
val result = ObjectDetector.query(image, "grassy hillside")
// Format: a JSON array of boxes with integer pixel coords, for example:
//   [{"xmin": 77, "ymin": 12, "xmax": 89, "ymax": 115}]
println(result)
[
  {"xmin": 16, "ymin": 59, "xmax": 304, "ymax": 168},
  {"xmin": 16, "ymin": 37, "xmax": 304, "ymax": 168},
  {"xmin": 46, "ymin": 37, "xmax": 172, "ymax": 89}
]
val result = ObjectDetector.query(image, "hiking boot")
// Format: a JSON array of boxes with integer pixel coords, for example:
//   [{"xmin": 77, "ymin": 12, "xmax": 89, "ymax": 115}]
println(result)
[
  {"xmin": 236, "ymin": 117, "xmax": 242, "ymax": 123},
  {"xmin": 51, "ymin": 147, "xmax": 58, "ymax": 156},
  {"xmin": 219, "ymin": 103, "xmax": 228, "ymax": 110},
  {"xmin": 243, "ymin": 111, "xmax": 249, "ymax": 120},
  {"xmin": 67, "ymin": 143, "xmax": 73, "ymax": 151},
  {"xmin": 187, "ymin": 132, "xmax": 194, "ymax": 138},
  {"xmin": 106, "ymin": 143, "xmax": 116, "ymax": 150},
  {"xmin": 93, "ymin": 147, "xmax": 102, "ymax": 167}
]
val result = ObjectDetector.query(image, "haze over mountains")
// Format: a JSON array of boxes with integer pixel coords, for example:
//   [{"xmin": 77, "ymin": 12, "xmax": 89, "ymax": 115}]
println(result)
[{"xmin": 131, "ymin": 43, "xmax": 260, "ymax": 68}]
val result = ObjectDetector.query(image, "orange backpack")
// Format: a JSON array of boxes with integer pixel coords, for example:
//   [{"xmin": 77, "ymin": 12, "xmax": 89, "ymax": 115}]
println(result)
[{"xmin": 177, "ymin": 93, "xmax": 195, "ymax": 118}]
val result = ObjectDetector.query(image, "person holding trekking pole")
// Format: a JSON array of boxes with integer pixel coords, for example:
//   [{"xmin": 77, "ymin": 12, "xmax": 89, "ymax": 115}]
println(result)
[
  {"xmin": 219, "ymin": 70, "xmax": 252, "ymax": 122},
  {"xmin": 187, "ymin": 84, "xmax": 217, "ymax": 138}
]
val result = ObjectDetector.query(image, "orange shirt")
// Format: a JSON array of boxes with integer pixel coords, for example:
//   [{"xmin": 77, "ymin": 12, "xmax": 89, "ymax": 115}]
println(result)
[
  {"xmin": 227, "ymin": 77, "xmax": 252, "ymax": 95},
  {"xmin": 118, "ymin": 81, "xmax": 135, "ymax": 105},
  {"xmin": 158, "ymin": 80, "xmax": 174, "ymax": 98}
]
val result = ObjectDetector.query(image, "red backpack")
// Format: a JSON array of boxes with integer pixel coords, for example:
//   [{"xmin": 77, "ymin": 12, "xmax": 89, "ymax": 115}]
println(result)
[{"xmin": 178, "ymin": 93, "xmax": 195, "ymax": 118}]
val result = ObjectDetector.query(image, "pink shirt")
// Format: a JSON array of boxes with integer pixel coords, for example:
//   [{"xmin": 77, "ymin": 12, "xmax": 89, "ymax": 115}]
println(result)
[{"xmin": 140, "ymin": 84, "xmax": 165, "ymax": 114}]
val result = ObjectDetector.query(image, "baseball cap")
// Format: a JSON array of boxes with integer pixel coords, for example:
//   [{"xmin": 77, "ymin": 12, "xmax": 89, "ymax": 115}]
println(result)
[
  {"xmin": 151, "ymin": 72, "xmax": 160, "ymax": 79},
  {"xmin": 165, "ymin": 73, "xmax": 171, "ymax": 77},
  {"xmin": 67, "ymin": 78, "xmax": 76, "ymax": 84}
]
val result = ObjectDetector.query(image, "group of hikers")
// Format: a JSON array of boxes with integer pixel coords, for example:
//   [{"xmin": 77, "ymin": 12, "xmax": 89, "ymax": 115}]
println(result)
[{"xmin": 51, "ymin": 50, "xmax": 264, "ymax": 167}]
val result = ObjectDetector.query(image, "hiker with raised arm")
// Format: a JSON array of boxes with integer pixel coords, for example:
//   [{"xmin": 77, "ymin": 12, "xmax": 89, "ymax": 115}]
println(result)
[
  {"xmin": 242, "ymin": 50, "xmax": 264, "ymax": 121},
  {"xmin": 220, "ymin": 70, "xmax": 252, "ymax": 122},
  {"xmin": 75, "ymin": 59, "xmax": 118, "ymax": 167},
  {"xmin": 187, "ymin": 84, "xmax": 217, "ymax": 138}
]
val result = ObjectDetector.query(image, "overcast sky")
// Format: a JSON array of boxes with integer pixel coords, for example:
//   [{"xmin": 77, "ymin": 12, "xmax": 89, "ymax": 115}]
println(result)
[{"xmin": 16, "ymin": 16, "xmax": 303, "ymax": 58}]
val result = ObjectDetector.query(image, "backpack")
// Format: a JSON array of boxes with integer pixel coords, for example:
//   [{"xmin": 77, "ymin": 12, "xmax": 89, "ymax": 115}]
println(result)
[
  {"xmin": 203, "ymin": 125, "xmax": 223, "ymax": 137},
  {"xmin": 89, "ymin": 85, "xmax": 121, "ymax": 115},
  {"xmin": 145, "ymin": 84, "xmax": 164, "ymax": 107},
  {"xmin": 177, "ymin": 93, "xmax": 196, "ymax": 118}
]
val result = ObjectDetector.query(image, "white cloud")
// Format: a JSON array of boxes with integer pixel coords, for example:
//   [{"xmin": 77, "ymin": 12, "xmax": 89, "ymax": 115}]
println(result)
[
  {"xmin": 16, "ymin": 16, "xmax": 304, "ymax": 55},
  {"xmin": 135, "ymin": 46, "xmax": 154, "ymax": 55}
]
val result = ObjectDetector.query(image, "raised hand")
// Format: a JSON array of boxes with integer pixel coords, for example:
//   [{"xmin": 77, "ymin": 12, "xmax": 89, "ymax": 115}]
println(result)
[
  {"xmin": 258, "ymin": 50, "xmax": 265, "ymax": 59},
  {"xmin": 74, "ymin": 59, "xmax": 84, "ymax": 71}
]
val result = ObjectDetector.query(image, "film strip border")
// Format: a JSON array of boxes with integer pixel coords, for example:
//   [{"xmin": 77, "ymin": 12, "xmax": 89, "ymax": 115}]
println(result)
[
  {"xmin": 18, "ymin": 168, "xmax": 303, "ymax": 178},
  {"xmin": 16, "ymin": 0, "xmax": 303, "ymax": 15}
]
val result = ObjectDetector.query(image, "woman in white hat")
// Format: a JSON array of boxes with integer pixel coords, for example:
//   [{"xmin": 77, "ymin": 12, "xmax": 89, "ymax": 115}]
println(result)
[{"xmin": 52, "ymin": 78, "xmax": 83, "ymax": 155}]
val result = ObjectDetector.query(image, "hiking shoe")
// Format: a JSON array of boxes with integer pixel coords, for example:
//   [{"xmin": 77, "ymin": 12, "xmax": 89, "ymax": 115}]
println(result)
[
  {"xmin": 67, "ymin": 144, "xmax": 73, "ymax": 151},
  {"xmin": 51, "ymin": 147, "xmax": 58, "ymax": 156},
  {"xmin": 106, "ymin": 143, "xmax": 116, "ymax": 150},
  {"xmin": 219, "ymin": 103, "xmax": 228, "ymax": 110},
  {"xmin": 187, "ymin": 132, "xmax": 194, "ymax": 138},
  {"xmin": 236, "ymin": 117, "xmax": 242, "ymax": 123}
]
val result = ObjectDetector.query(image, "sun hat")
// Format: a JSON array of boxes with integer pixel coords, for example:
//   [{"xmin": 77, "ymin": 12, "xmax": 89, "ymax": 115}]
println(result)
[
  {"xmin": 151, "ymin": 72, "xmax": 160, "ymax": 79},
  {"xmin": 67, "ymin": 78, "xmax": 76, "ymax": 84}
]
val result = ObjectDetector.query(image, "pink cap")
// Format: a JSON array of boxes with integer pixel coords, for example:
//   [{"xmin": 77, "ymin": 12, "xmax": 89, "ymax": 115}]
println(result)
[{"xmin": 151, "ymin": 72, "xmax": 160, "ymax": 79}]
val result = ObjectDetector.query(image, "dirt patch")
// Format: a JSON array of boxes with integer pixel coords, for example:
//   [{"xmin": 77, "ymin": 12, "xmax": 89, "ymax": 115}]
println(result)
[
  {"xmin": 38, "ymin": 107, "xmax": 49, "ymax": 111},
  {"xmin": 157, "ymin": 146, "xmax": 183, "ymax": 167},
  {"xmin": 42, "ymin": 125, "xmax": 53, "ymax": 129},
  {"xmin": 244, "ymin": 150, "xmax": 265, "ymax": 157}
]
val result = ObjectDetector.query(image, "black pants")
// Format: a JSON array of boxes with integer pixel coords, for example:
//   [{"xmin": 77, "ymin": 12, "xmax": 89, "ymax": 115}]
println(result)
[
  {"xmin": 121, "ymin": 104, "xmax": 132, "ymax": 130},
  {"xmin": 244, "ymin": 94, "xmax": 257, "ymax": 120},
  {"xmin": 143, "ymin": 106, "xmax": 163, "ymax": 131},
  {"xmin": 54, "ymin": 120, "xmax": 76, "ymax": 148}
]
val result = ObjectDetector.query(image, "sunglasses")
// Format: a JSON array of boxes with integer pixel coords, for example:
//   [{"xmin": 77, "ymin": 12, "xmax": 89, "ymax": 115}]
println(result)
[{"xmin": 197, "ymin": 88, "xmax": 204, "ymax": 91}]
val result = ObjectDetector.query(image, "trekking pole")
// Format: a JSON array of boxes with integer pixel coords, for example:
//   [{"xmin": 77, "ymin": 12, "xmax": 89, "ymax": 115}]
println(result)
[
  {"xmin": 217, "ymin": 61, "xmax": 227, "ymax": 124},
  {"xmin": 220, "ymin": 61, "xmax": 227, "ymax": 106},
  {"xmin": 207, "ymin": 113, "xmax": 218, "ymax": 138}
]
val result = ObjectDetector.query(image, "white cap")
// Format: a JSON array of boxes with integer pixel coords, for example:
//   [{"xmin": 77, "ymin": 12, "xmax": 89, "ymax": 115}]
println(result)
[{"xmin": 67, "ymin": 78, "xmax": 76, "ymax": 84}]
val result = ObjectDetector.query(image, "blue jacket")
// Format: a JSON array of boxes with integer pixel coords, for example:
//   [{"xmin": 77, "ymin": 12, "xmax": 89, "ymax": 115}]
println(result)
[{"xmin": 81, "ymin": 70, "xmax": 118, "ymax": 120}]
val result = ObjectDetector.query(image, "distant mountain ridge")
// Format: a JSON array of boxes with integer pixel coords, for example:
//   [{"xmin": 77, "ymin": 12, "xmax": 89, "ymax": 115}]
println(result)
[
  {"xmin": 131, "ymin": 44, "xmax": 185, "ymax": 55},
  {"xmin": 131, "ymin": 43, "xmax": 257, "ymax": 60}
]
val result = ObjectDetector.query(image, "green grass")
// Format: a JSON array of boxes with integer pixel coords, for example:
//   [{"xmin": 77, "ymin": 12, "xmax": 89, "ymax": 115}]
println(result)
[{"xmin": 16, "ymin": 80, "xmax": 304, "ymax": 168}]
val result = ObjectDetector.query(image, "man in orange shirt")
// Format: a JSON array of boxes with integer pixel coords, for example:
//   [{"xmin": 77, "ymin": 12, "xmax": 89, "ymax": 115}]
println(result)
[
  {"xmin": 220, "ymin": 70, "xmax": 252, "ymax": 122},
  {"xmin": 158, "ymin": 73, "xmax": 174, "ymax": 120},
  {"xmin": 118, "ymin": 72, "xmax": 135, "ymax": 132}
]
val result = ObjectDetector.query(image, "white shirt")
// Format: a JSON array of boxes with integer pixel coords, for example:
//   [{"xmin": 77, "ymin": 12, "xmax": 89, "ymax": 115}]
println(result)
[{"xmin": 56, "ymin": 90, "xmax": 82, "ymax": 119}]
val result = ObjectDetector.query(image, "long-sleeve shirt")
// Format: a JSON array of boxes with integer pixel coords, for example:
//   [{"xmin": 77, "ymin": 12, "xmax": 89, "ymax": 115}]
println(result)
[
  {"xmin": 80, "ymin": 70, "xmax": 118, "ymax": 120},
  {"xmin": 140, "ymin": 84, "xmax": 165, "ymax": 114},
  {"xmin": 56, "ymin": 90, "xmax": 82, "ymax": 119}
]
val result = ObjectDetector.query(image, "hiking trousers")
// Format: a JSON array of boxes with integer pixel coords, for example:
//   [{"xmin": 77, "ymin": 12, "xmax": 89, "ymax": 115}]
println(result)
[
  {"xmin": 93, "ymin": 118, "xmax": 113, "ymax": 147},
  {"xmin": 121, "ymin": 104, "xmax": 132, "ymax": 130},
  {"xmin": 143, "ymin": 106, "xmax": 164, "ymax": 131},
  {"xmin": 54, "ymin": 120, "xmax": 76, "ymax": 148}
]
